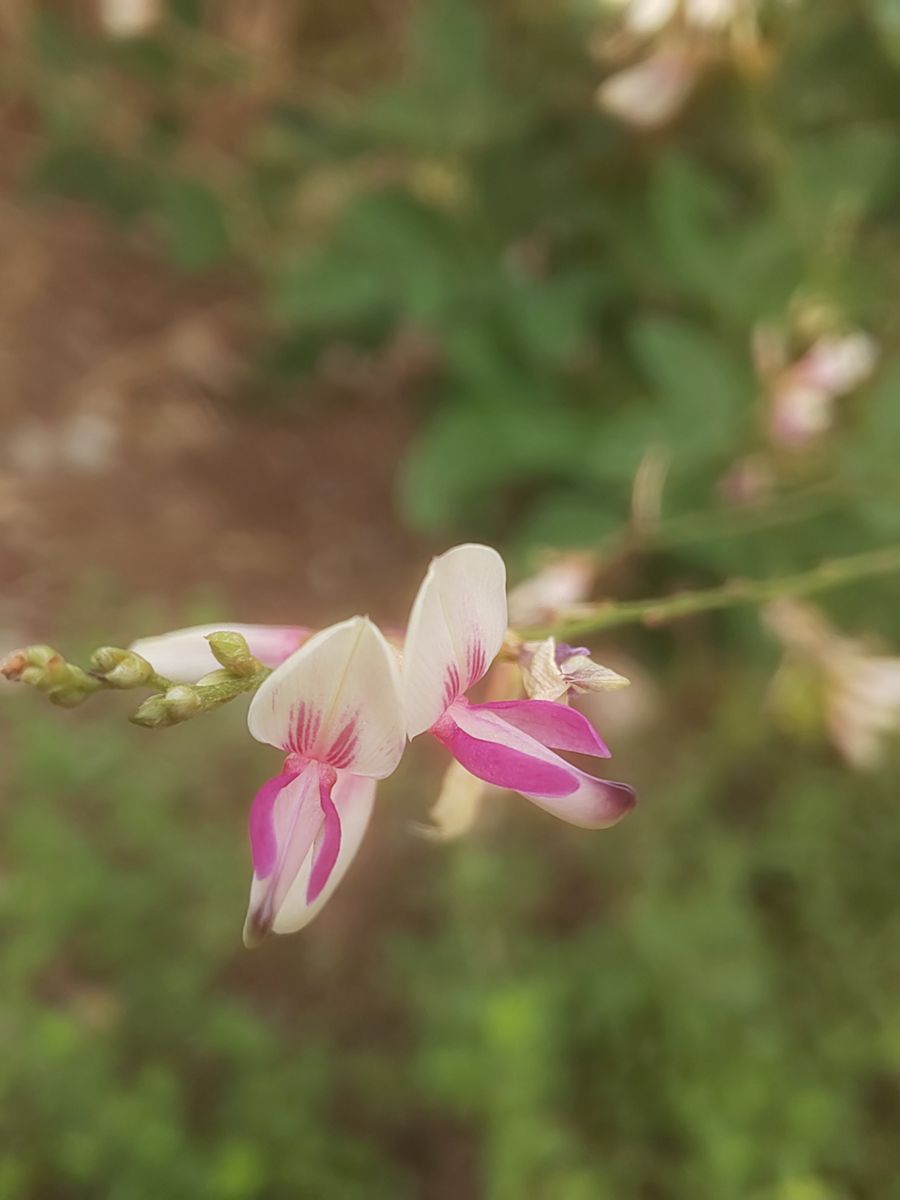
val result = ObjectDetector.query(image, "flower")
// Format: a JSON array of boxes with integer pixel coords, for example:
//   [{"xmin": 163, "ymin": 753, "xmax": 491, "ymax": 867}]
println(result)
[
  {"xmin": 763, "ymin": 331, "xmax": 879, "ymax": 451},
  {"xmin": 242, "ymin": 616, "xmax": 405, "ymax": 945},
  {"xmin": 402, "ymin": 545, "xmax": 635, "ymax": 828},
  {"xmin": 765, "ymin": 599, "xmax": 900, "ymax": 770},
  {"xmin": 519, "ymin": 637, "xmax": 630, "ymax": 703},
  {"xmin": 507, "ymin": 553, "xmax": 597, "ymax": 628},
  {"xmin": 130, "ymin": 623, "xmax": 309, "ymax": 683}
]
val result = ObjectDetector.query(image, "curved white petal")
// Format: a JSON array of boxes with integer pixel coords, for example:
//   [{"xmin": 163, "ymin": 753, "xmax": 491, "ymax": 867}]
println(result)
[
  {"xmin": 131, "ymin": 623, "xmax": 308, "ymax": 683},
  {"xmin": 248, "ymin": 616, "xmax": 405, "ymax": 778},
  {"xmin": 403, "ymin": 544, "xmax": 508, "ymax": 738},
  {"xmin": 270, "ymin": 773, "xmax": 376, "ymax": 936}
]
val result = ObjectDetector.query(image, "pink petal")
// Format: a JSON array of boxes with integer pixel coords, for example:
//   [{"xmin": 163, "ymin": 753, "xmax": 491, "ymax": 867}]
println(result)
[
  {"xmin": 256, "ymin": 772, "xmax": 376, "ymax": 939},
  {"xmin": 131, "ymin": 623, "xmax": 308, "ymax": 683},
  {"xmin": 306, "ymin": 767, "xmax": 342, "ymax": 903},
  {"xmin": 440, "ymin": 700, "xmax": 635, "ymax": 829},
  {"xmin": 471, "ymin": 699, "xmax": 611, "ymax": 758},
  {"xmin": 248, "ymin": 616, "xmax": 405, "ymax": 779},
  {"xmin": 247, "ymin": 764, "xmax": 302, "ymax": 877},
  {"xmin": 433, "ymin": 711, "xmax": 577, "ymax": 797},
  {"xmin": 243, "ymin": 763, "xmax": 325, "ymax": 946},
  {"xmin": 403, "ymin": 544, "xmax": 508, "ymax": 738}
]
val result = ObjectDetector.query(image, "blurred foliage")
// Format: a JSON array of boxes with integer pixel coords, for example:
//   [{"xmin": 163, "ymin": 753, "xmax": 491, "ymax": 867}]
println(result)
[
  {"xmin": 6, "ymin": 1, "xmax": 900, "ymax": 1197},
  {"xmin": 3, "ymin": 661, "xmax": 900, "ymax": 1198},
  {"xmin": 7, "ymin": 0, "xmax": 900, "ymax": 557}
]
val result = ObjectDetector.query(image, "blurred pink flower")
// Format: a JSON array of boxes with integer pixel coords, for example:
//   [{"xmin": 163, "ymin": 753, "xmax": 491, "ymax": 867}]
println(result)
[
  {"xmin": 507, "ymin": 553, "xmax": 597, "ymax": 628},
  {"xmin": 765, "ymin": 332, "xmax": 879, "ymax": 451},
  {"xmin": 765, "ymin": 599, "xmax": 900, "ymax": 770}
]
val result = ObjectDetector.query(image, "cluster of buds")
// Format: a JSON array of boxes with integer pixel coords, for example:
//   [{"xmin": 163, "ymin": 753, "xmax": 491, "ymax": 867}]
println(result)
[
  {"xmin": 2, "ymin": 630, "xmax": 280, "ymax": 727},
  {"xmin": 593, "ymin": 0, "xmax": 772, "ymax": 129}
]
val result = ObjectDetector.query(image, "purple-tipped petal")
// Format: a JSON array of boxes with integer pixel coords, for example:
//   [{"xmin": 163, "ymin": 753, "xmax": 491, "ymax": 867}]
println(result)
[
  {"xmin": 307, "ymin": 768, "xmax": 342, "ymax": 904},
  {"xmin": 442, "ymin": 701, "xmax": 635, "ymax": 829},
  {"xmin": 471, "ymin": 699, "xmax": 611, "ymax": 758}
]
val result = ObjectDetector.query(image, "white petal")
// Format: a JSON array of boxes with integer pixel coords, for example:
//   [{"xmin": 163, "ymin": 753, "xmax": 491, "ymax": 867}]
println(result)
[
  {"xmin": 417, "ymin": 759, "xmax": 486, "ymax": 841},
  {"xmin": 248, "ymin": 616, "xmax": 405, "ymax": 778},
  {"xmin": 685, "ymin": 0, "xmax": 737, "ymax": 28},
  {"xmin": 624, "ymin": 0, "xmax": 678, "ymax": 35},
  {"xmin": 131, "ymin": 623, "xmax": 307, "ymax": 683},
  {"xmin": 402, "ymin": 544, "xmax": 508, "ymax": 738},
  {"xmin": 597, "ymin": 50, "xmax": 698, "ymax": 129},
  {"xmin": 796, "ymin": 334, "xmax": 879, "ymax": 397}
]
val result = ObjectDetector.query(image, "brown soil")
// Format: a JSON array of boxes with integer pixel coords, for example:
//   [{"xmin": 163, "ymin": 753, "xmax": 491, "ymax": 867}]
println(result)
[{"xmin": 0, "ymin": 190, "xmax": 433, "ymax": 651}]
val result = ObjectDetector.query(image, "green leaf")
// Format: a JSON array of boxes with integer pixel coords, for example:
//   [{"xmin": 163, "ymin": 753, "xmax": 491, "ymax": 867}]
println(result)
[
  {"xmin": 160, "ymin": 177, "xmax": 230, "ymax": 271},
  {"xmin": 399, "ymin": 396, "xmax": 591, "ymax": 533},
  {"xmin": 28, "ymin": 142, "xmax": 150, "ymax": 220},
  {"xmin": 628, "ymin": 317, "xmax": 752, "ymax": 460}
]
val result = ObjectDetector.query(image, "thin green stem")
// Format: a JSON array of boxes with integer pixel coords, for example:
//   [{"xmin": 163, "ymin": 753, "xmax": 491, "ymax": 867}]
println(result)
[{"xmin": 528, "ymin": 543, "xmax": 900, "ymax": 641}]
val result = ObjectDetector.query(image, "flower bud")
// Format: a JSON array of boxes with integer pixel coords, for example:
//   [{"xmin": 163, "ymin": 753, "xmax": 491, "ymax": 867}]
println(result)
[
  {"xmin": 206, "ymin": 632, "xmax": 260, "ymax": 678},
  {"xmin": 164, "ymin": 685, "xmax": 203, "ymax": 722},
  {"xmin": 131, "ymin": 685, "xmax": 202, "ymax": 728},
  {"xmin": 1, "ymin": 645, "xmax": 61, "ymax": 682},
  {"xmin": 130, "ymin": 694, "xmax": 171, "ymax": 728},
  {"xmin": 91, "ymin": 647, "xmax": 154, "ymax": 688}
]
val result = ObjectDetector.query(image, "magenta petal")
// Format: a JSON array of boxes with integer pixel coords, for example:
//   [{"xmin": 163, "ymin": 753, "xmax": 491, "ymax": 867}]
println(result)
[
  {"xmin": 248, "ymin": 766, "xmax": 301, "ymax": 878},
  {"xmin": 432, "ymin": 711, "xmax": 577, "ymax": 797},
  {"xmin": 307, "ymin": 768, "xmax": 343, "ymax": 903},
  {"xmin": 445, "ymin": 700, "xmax": 636, "ymax": 829},
  {"xmin": 471, "ymin": 699, "xmax": 611, "ymax": 758}
]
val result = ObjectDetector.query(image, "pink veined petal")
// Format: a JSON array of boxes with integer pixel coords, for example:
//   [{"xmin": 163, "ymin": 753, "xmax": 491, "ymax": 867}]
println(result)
[
  {"xmin": 440, "ymin": 700, "xmax": 636, "ymax": 829},
  {"xmin": 270, "ymin": 772, "xmax": 377, "ymax": 937},
  {"xmin": 471, "ymin": 699, "xmax": 611, "ymax": 758},
  {"xmin": 130, "ymin": 623, "xmax": 308, "ymax": 683},
  {"xmin": 248, "ymin": 616, "xmax": 405, "ymax": 779},
  {"xmin": 307, "ymin": 767, "xmax": 342, "ymax": 904},
  {"xmin": 248, "ymin": 763, "xmax": 303, "ymax": 877},
  {"xmin": 243, "ymin": 763, "xmax": 325, "ymax": 947},
  {"xmin": 403, "ymin": 544, "xmax": 508, "ymax": 738}
]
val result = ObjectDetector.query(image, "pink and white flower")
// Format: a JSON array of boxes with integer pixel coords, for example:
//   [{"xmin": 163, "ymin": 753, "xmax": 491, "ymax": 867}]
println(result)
[
  {"xmin": 402, "ymin": 544, "xmax": 635, "ymax": 828},
  {"xmin": 762, "ymin": 331, "xmax": 879, "ymax": 451},
  {"xmin": 131, "ymin": 623, "xmax": 309, "ymax": 683},
  {"xmin": 242, "ymin": 616, "xmax": 405, "ymax": 945}
]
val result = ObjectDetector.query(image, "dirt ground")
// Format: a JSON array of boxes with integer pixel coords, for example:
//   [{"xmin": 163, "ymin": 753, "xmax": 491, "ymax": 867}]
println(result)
[{"xmin": 0, "ymin": 185, "xmax": 432, "ymax": 653}]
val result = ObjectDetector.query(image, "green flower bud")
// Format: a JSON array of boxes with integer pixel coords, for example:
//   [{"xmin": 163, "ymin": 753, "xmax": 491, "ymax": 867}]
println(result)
[
  {"xmin": 206, "ymin": 632, "xmax": 260, "ymax": 678},
  {"xmin": 164, "ymin": 685, "xmax": 203, "ymax": 722},
  {"xmin": 131, "ymin": 694, "xmax": 171, "ymax": 728},
  {"xmin": 91, "ymin": 647, "xmax": 154, "ymax": 688}
]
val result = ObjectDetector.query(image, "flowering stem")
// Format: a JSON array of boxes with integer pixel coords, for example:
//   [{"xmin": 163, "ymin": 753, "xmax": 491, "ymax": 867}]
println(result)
[{"xmin": 531, "ymin": 543, "xmax": 900, "ymax": 641}]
